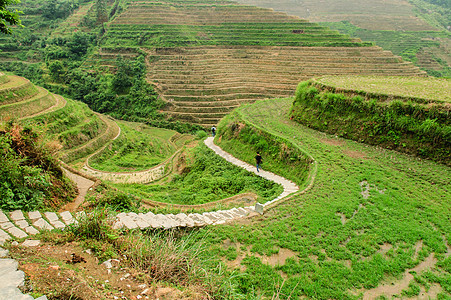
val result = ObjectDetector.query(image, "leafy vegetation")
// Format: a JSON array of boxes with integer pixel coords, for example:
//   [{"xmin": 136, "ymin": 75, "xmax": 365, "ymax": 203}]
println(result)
[
  {"xmin": 112, "ymin": 142, "xmax": 283, "ymax": 205},
  {"xmin": 0, "ymin": 0, "xmax": 204, "ymax": 133},
  {"xmin": 0, "ymin": 0, "xmax": 22, "ymax": 34},
  {"xmin": 0, "ymin": 121, "xmax": 75, "ymax": 211},
  {"xmin": 290, "ymin": 77, "xmax": 450, "ymax": 164},
  {"xmin": 89, "ymin": 121, "xmax": 178, "ymax": 172},
  {"xmin": 409, "ymin": 0, "xmax": 450, "ymax": 31},
  {"xmin": 196, "ymin": 97, "xmax": 451, "ymax": 299}
]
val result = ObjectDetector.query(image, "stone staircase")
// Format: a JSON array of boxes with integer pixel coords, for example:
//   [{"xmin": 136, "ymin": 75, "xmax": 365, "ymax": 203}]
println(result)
[{"xmin": 0, "ymin": 136, "xmax": 303, "ymax": 299}]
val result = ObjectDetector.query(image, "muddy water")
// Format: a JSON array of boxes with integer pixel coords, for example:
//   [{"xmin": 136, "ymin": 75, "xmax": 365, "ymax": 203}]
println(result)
[{"xmin": 362, "ymin": 253, "xmax": 438, "ymax": 299}]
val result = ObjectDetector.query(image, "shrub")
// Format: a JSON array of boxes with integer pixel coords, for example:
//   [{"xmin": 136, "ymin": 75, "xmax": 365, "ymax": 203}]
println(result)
[{"xmin": 0, "ymin": 122, "xmax": 75, "ymax": 211}]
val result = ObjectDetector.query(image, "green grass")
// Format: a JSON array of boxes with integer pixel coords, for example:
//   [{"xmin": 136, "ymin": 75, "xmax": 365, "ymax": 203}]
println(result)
[
  {"xmin": 215, "ymin": 108, "xmax": 312, "ymax": 186},
  {"xmin": 111, "ymin": 142, "xmax": 283, "ymax": 205},
  {"xmin": 102, "ymin": 22, "xmax": 365, "ymax": 48},
  {"xmin": 195, "ymin": 97, "xmax": 450, "ymax": 299},
  {"xmin": 291, "ymin": 78, "xmax": 450, "ymax": 164},
  {"xmin": 89, "ymin": 121, "xmax": 178, "ymax": 172},
  {"xmin": 316, "ymin": 75, "xmax": 450, "ymax": 103}
]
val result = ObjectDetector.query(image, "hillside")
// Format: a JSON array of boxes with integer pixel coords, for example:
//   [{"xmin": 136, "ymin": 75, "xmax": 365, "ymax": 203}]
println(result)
[
  {"xmin": 1, "ymin": 73, "xmax": 450, "ymax": 299},
  {"xmin": 290, "ymin": 76, "xmax": 450, "ymax": 164},
  {"xmin": 0, "ymin": 72, "xmax": 283, "ymax": 209},
  {"xmin": 88, "ymin": 0, "xmax": 425, "ymax": 127},
  {"xmin": 0, "ymin": 0, "xmax": 429, "ymax": 128},
  {"xmin": 209, "ymin": 96, "xmax": 450, "ymax": 299},
  {"xmin": 234, "ymin": 0, "xmax": 451, "ymax": 77}
]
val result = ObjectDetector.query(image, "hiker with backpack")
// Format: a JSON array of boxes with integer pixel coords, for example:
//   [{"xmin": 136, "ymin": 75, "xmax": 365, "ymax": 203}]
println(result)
[{"xmin": 255, "ymin": 151, "xmax": 262, "ymax": 172}]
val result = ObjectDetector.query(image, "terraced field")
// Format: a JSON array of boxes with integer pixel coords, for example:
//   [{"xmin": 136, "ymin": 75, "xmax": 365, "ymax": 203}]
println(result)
[
  {"xmin": 145, "ymin": 46, "xmax": 425, "ymax": 126},
  {"xmin": 50, "ymin": 1, "xmax": 95, "ymax": 37},
  {"xmin": 233, "ymin": 0, "xmax": 437, "ymax": 31},
  {"xmin": 233, "ymin": 0, "xmax": 450, "ymax": 77},
  {"xmin": 1, "ymin": 73, "xmax": 279, "ymax": 208},
  {"xmin": 0, "ymin": 73, "xmax": 115, "ymax": 166},
  {"xmin": 0, "ymin": 75, "xmax": 56, "ymax": 121},
  {"xmin": 95, "ymin": 0, "xmax": 426, "ymax": 127},
  {"xmin": 210, "ymin": 96, "xmax": 451, "ymax": 299}
]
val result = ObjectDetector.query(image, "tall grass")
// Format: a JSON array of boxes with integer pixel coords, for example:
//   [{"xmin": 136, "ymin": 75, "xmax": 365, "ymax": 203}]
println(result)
[
  {"xmin": 291, "ymin": 80, "xmax": 450, "ymax": 164},
  {"xmin": 66, "ymin": 208, "xmax": 249, "ymax": 298}
]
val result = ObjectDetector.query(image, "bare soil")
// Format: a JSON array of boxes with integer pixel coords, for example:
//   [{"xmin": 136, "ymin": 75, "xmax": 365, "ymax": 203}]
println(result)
[
  {"xmin": 223, "ymin": 240, "xmax": 297, "ymax": 274},
  {"xmin": 361, "ymin": 252, "xmax": 439, "ymax": 299},
  {"xmin": 10, "ymin": 241, "xmax": 199, "ymax": 300}
]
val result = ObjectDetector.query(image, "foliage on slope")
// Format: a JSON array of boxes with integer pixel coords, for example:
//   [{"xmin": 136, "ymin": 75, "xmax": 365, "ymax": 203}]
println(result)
[
  {"xmin": 0, "ymin": 122, "xmax": 76, "ymax": 211},
  {"xmin": 215, "ymin": 108, "xmax": 312, "ymax": 186},
  {"xmin": 202, "ymin": 97, "xmax": 451, "ymax": 299},
  {"xmin": 1, "ymin": 0, "xmax": 203, "ymax": 133},
  {"xmin": 290, "ymin": 76, "xmax": 450, "ymax": 164},
  {"xmin": 113, "ymin": 142, "xmax": 282, "ymax": 205}
]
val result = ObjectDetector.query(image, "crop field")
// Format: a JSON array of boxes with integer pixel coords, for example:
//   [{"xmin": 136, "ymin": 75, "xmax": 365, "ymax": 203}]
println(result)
[
  {"xmin": 1, "ymin": 73, "xmax": 285, "ymax": 211},
  {"xmin": 205, "ymin": 97, "xmax": 451, "ymax": 299},
  {"xmin": 91, "ymin": 0, "xmax": 428, "ymax": 127},
  {"xmin": 146, "ymin": 46, "xmax": 424, "ymax": 126},
  {"xmin": 321, "ymin": 21, "xmax": 451, "ymax": 77},
  {"xmin": 0, "ymin": 74, "xmax": 116, "ymax": 166},
  {"xmin": 231, "ymin": 0, "xmax": 450, "ymax": 77},
  {"xmin": 50, "ymin": 1, "xmax": 95, "ymax": 37},
  {"xmin": 102, "ymin": 22, "xmax": 363, "ymax": 48},
  {"xmin": 88, "ymin": 121, "xmax": 180, "ymax": 172},
  {"xmin": 291, "ymin": 76, "xmax": 450, "ymax": 165},
  {"xmin": 232, "ymin": 0, "xmax": 436, "ymax": 31},
  {"xmin": 315, "ymin": 75, "xmax": 450, "ymax": 102}
]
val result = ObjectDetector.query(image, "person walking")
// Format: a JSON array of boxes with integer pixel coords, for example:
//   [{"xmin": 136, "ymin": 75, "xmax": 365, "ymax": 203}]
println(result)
[
  {"xmin": 255, "ymin": 151, "xmax": 262, "ymax": 172},
  {"xmin": 211, "ymin": 126, "xmax": 216, "ymax": 137}
]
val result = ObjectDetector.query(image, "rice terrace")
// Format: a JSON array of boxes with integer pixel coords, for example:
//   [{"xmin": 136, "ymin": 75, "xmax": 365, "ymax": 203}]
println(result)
[{"xmin": 0, "ymin": 0, "xmax": 450, "ymax": 299}]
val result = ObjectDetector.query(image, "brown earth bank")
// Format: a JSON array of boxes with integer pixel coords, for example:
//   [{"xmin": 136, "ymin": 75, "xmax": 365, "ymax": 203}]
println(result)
[{"xmin": 9, "ymin": 241, "xmax": 206, "ymax": 300}]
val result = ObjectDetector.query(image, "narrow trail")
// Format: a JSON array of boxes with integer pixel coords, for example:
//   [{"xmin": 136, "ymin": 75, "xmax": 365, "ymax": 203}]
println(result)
[
  {"xmin": 204, "ymin": 137, "xmax": 299, "ymax": 207},
  {"xmin": 19, "ymin": 94, "xmax": 67, "ymax": 121},
  {"xmin": 60, "ymin": 168, "xmax": 95, "ymax": 212}
]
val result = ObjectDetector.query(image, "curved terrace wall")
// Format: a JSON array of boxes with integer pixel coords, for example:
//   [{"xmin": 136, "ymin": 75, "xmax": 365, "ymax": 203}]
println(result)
[{"xmin": 290, "ymin": 76, "xmax": 450, "ymax": 165}]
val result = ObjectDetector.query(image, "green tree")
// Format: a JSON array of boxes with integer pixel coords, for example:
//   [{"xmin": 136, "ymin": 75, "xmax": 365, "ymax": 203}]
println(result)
[
  {"xmin": 0, "ymin": 0, "xmax": 22, "ymax": 34},
  {"xmin": 48, "ymin": 60, "xmax": 65, "ymax": 82},
  {"xmin": 96, "ymin": 0, "xmax": 108, "ymax": 24}
]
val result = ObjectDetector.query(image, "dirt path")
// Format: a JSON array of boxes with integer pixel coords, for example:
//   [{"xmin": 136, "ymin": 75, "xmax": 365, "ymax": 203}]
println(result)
[
  {"xmin": 19, "ymin": 94, "xmax": 67, "ymax": 120},
  {"xmin": 60, "ymin": 168, "xmax": 95, "ymax": 212}
]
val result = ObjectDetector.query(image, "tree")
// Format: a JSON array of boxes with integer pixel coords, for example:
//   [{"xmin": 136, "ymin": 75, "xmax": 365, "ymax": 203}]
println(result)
[
  {"xmin": 48, "ymin": 60, "xmax": 65, "ymax": 82},
  {"xmin": 0, "ymin": 0, "xmax": 22, "ymax": 34},
  {"xmin": 96, "ymin": 0, "xmax": 108, "ymax": 24}
]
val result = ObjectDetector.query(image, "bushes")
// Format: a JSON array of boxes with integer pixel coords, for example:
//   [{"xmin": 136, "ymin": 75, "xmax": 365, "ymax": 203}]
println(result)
[
  {"xmin": 216, "ymin": 111, "xmax": 312, "ymax": 185},
  {"xmin": 291, "ymin": 80, "xmax": 451, "ymax": 164},
  {"xmin": 0, "ymin": 122, "xmax": 76, "ymax": 210},
  {"xmin": 64, "ymin": 209, "xmax": 236, "ymax": 297},
  {"xmin": 113, "ymin": 142, "xmax": 282, "ymax": 205}
]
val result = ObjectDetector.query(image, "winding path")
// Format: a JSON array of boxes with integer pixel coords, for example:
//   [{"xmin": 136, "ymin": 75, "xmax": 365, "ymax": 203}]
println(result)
[
  {"xmin": 204, "ymin": 137, "xmax": 299, "ymax": 207},
  {"xmin": 0, "ymin": 135, "xmax": 305, "ymax": 300}
]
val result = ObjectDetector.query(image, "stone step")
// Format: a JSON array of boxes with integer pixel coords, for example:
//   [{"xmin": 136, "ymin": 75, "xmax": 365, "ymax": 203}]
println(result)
[{"xmin": 59, "ymin": 211, "xmax": 75, "ymax": 225}]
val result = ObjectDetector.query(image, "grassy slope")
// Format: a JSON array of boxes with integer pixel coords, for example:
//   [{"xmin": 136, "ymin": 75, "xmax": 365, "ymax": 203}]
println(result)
[
  {"xmin": 316, "ymin": 75, "xmax": 450, "ymax": 102},
  {"xmin": 89, "ymin": 121, "xmax": 178, "ymax": 172},
  {"xmin": 111, "ymin": 141, "xmax": 283, "ymax": 205},
  {"xmin": 203, "ymin": 98, "xmax": 450, "ymax": 298}
]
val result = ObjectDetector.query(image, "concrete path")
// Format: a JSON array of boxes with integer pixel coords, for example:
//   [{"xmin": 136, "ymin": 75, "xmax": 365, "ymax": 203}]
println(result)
[
  {"xmin": 204, "ymin": 137, "xmax": 299, "ymax": 208},
  {"xmin": 0, "ymin": 137, "xmax": 301, "ymax": 299}
]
